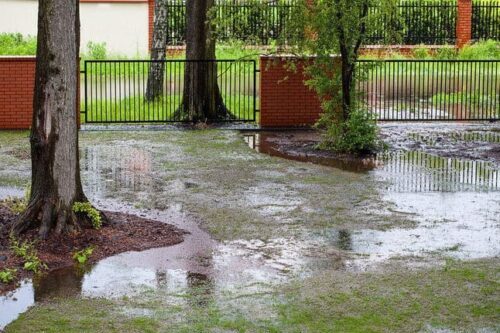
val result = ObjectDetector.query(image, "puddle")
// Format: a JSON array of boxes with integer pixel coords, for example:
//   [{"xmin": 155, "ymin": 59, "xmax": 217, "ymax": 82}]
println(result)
[
  {"xmin": 243, "ymin": 131, "xmax": 500, "ymax": 192},
  {"xmin": 243, "ymin": 131, "xmax": 381, "ymax": 172},
  {"xmin": 1, "ymin": 128, "xmax": 499, "ymax": 329}
]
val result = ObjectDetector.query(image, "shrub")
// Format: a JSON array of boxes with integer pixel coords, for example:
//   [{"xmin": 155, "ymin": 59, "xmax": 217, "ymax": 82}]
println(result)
[
  {"xmin": 72, "ymin": 202, "xmax": 102, "ymax": 229},
  {"xmin": 86, "ymin": 41, "xmax": 107, "ymax": 60},
  {"xmin": 458, "ymin": 40, "xmax": 500, "ymax": 60},
  {"xmin": 316, "ymin": 107, "xmax": 381, "ymax": 154},
  {"xmin": 0, "ymin": 33, "xmax": 37, "ymax": 55}
]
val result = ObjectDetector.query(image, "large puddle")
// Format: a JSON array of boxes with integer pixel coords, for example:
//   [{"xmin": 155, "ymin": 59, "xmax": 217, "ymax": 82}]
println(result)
[{"xmin": 1, "ymin": 127, "xmax": 499, "ymax": 328}]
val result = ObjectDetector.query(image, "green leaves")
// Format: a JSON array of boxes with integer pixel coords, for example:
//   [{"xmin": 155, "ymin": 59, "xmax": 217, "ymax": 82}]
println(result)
[
  {"xmin": 73, "ymin": 246, "xmax": 94, "ymax": 265},
  {"xmin": 72, "ymin": 202, "xmax": 102, "ymax": 230},
  {"xmin": 0, "ymin": 268, "xmax": 17, "ymax": 284},
  {"xmin": 10, "ymin": 237, "xmax": 47, "ymax": 274}
]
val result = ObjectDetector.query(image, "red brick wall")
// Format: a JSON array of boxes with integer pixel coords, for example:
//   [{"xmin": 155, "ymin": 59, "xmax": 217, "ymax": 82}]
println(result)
[
  {"xmin": 457, "ymin": 0, "xmax": 472, "ymax": 48},
  {"xmin": 260, "ymin": 56, "xmax": 322, "ymax": 128},
  {"xmin": 0, "ymin": 57, "xmax": 36, "ymax": 130},
  {"xmin": 0, "ymin": 57, "xmax": 80, "ymax": 130}
]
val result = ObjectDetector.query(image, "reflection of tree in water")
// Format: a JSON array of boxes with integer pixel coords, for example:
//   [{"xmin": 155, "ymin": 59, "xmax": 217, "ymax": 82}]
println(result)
[
  {"xmin": 153, "ymin": 251, "xmax": 215, "ymax": 308},
  {"xmin": 336, "ymin": 229, "xmax": 352, "ymax": 251},
  {"xmin": 34, "ymin": 267, "xmax": 87, "ymax": 302},
  {"xmin": 82, "ymin": 146, "xmax": 153, "ymax": 197}
]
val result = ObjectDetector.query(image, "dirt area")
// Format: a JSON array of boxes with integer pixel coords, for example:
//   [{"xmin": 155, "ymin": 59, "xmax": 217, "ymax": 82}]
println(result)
[
  {"xmin": 0, "ymin": 204, "xmax": 186, "ymax": 294},
  {"xmin": 243, "ymin": 122, "xmax": 500, "ymax": 170}
]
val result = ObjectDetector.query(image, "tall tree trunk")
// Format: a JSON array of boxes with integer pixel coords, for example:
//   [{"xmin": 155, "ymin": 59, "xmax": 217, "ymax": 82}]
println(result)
[
  {"xmin": 145, "ymin": 0, "xmax": 168, "ymax": 102},
  {"xmin": 11, "ymin": 0, "xmax": 91, "ymax": 238},
  {"xmin": 178, "ymin": 0, "xmax": 231, "ymax": 122}
]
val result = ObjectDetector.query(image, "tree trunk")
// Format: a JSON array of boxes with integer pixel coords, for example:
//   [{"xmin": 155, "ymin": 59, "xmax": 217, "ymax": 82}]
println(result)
[
  {"xmin": 178, "ymin": 0, "xmax": 232, "ymax": 122},
  {"xmin": 145, "ymin": 0, "xmax": 168, "ymax": 102},
  {"xmin": 340, "ymin": 59, "xmax": 354, "ymax": 123},
  {"xmin": 11, "ymin": 0, "xmax": 91, "ymax": 238}
]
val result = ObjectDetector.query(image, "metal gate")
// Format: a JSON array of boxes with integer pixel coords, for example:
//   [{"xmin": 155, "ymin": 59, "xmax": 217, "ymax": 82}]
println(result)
[
  {"xmin": 357, "ymin": 59, "xmax": 500, "ymax": 121},
  {"xmin": 82, "ymin": 59, "xmax": 258, "ymax": 123}
]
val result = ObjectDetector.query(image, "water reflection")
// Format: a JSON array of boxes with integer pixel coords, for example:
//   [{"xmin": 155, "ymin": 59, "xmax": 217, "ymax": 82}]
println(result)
[
  {"xmin": 0, "ymin": 281, "xmax": 34, "ymax": 329},
  {"xmin": 376, "ymin": 151, "xmax": 499, "ymax": 192},
  {"xmin": 82, "ymin": 146, "xmax": 153, "ymax": 197},
  {"xmin": 243, "ymin": 132, "xmax": 499, "ymax": 192},
  {"xmin": 244, "ymin": 132, "xmax": 381, "ymax": 172}
]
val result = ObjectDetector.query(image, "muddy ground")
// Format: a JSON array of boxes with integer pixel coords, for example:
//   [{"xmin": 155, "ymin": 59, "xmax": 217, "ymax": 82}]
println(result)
[
  {"xmin": 0, "ymin": 204, "xmax": 185, "ymax": 294},
  {"xmin": 243, "ymin": 122, "xmax": 500, "ymax": 170},
  {"xmin": 0, "ymin": 126, "xmax": 499, "ymax": 332}
]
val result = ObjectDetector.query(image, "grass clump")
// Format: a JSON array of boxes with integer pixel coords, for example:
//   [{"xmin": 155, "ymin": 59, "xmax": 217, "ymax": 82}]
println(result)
[{"xmin": 72, "ymin": 202, "xmax": 102, "ymax": 230}]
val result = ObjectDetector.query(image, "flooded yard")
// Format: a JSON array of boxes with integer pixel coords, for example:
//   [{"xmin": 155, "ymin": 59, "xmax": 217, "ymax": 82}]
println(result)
[{"xmin": 0, "ymin": 124, "xmax": 499, "ymax": 332}]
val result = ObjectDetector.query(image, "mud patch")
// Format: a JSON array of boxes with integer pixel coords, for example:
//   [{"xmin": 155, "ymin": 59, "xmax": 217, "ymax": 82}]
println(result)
[{"xmin": 0, "ymin": 205, "xmax": 186, "ymax": 294}]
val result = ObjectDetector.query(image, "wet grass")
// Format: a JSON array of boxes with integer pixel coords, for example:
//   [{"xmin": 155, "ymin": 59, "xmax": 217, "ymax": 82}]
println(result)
[
  {"xmin": 5, "ymin": 259, "xmax": 499, "ymax": 333},
  {"xmin": 82, "ymin": 94, "xmax": 258, "ymax": 123}
]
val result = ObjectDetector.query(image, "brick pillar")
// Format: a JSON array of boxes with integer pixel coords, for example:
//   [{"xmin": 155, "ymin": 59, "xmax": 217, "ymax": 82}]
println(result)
[
  {"xmin": 456, "ymin": 0, "xmax": 472, "ymax": 48},
  {"xmin": 148, "ymin": 0, "xmax": 154, "ymax": 51}
]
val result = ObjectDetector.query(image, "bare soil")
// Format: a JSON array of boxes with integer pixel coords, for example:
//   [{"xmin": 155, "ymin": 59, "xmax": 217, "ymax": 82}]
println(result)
[{"xmin": 0, "ymin": 204, "xmax": 186, "ymax": 294}]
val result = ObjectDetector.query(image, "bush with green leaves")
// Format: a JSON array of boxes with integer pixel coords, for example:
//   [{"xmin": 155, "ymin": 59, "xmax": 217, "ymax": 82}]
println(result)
[
  {"xmin": 0, "ymin": 33, "xmax": 37, "ymax": 55},
  {"xmin": 0, "ymin": 268, "xmax": 17, "ymax": 284},
  {"xmin": 73, "ymin": 246, "xmax": 94, "ymax": 264},
  {"xmin": 85, "ymin": 41, "xmax": 107, "ymax": 60},
  {"xmin": 72, "ymin": 202, "xmax": 102, "ymax": 229},
  {"xmin": 316, "ymin": 106, "xmax": 381, "ymax": 154}
]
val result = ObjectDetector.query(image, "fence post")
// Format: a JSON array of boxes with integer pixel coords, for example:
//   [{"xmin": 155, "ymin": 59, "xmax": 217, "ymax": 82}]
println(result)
[{"xmin": 456, "ymin": 0, "xmax": 472, "ymax": 48}]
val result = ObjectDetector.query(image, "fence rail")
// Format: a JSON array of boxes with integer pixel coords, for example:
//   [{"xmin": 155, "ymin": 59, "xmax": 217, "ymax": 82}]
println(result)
[
  {"xmin": 357, "ymin": 59, "xmax": 500, "ymax": 121},
  {"xmin": 164, "ymin": 0, "xmax": 499, "ymax": 46},
  {"xmin": 83, "ymin": 59, "xmax": 257, "ymax": 123}
]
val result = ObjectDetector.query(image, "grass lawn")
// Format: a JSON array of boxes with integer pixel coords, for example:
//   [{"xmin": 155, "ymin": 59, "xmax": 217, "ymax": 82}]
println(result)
[{"xmin": 4, "ymin": 259, "xmax": 499, "ymax": 333}]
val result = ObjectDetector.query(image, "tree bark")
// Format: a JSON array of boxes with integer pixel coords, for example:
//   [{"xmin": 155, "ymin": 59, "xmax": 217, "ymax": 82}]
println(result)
[
  {"xmin": 178, "ymin": 0, "xmax": 232, "ymax": 122},
  {"xmin": 145, "ymin": 0, "xmax": 168, "ymax": 102},
  {"xmin": 335, "ymin": 0, "xmax": 369, "ymax": 123},
  {"xmin": 11, "ymin": 0, "xmax": 92, "ymax": 238}
]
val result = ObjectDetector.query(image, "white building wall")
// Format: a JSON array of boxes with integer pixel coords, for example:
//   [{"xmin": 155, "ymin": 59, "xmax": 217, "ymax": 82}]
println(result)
[{"xmin": 0, "ymin": 0, "xmax": 149, "ymax": 57}]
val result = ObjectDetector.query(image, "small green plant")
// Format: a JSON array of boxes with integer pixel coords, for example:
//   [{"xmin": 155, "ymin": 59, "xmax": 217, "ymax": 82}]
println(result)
[
  {"xmin": 10, "ymin": 236, "xmax": 33, "ymax": 258},
  {"xmin": 1, "ymin": 185, "xmax": 31, "ymax": 214},
  {"xmin": 0, "ymin": 268, "xmax": 17, "ymax": 284},
  {"xmin": 73, "ymin": 246, "xmax": 94, "ymax": 264},
  {"xmin": 72, "ymin": 202, "xmax": 102, "ymax": 229},
  {"xmin": 413, "ymin": 45, "xmax": 431, "ymax": 59},
  {"xmin": 23, "ymin": 255, "xmax": 47, "ymax": 273},
  {"xmin": 2, "ymin": 196, "xmax": 27, "ymax": 214},
  {"xmin": 10, "ymin": 237, "xmax": 47, "ymax": 273}
]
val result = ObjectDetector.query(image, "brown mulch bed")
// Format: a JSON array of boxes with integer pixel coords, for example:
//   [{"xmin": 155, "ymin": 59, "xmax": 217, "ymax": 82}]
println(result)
[{"xmin": 0, "ymin": 204, "xmax": 187, "ymax": 294}]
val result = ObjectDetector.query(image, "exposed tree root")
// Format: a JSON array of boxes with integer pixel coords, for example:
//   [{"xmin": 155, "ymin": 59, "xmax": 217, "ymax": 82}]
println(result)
[{"xmin": 10, "ymin": 197, "xmax": 105, "ymax": 239}]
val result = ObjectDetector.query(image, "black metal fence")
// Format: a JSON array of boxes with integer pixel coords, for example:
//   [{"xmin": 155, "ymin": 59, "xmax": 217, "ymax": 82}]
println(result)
[
  {"xmin": 366, "ymin": 0, "xmax": 457, "ymax": 45},
  {"xmin": 82, "ymin": 60, "xmax": 257, "ymax": 123},
  {"xmin": 165, "ymin": 0, "xmax": 296, "ymax": 45},
  {"xmin": 357, "ymin": 59, "xmax": 500, "ymax": 121},
  {"xmin": 473, "ymin": 0, "xmax": 500, "ymax": 41},
  {"xmin": 164, "ymin": 0, "xmax": 499, "ymax": 46}
]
